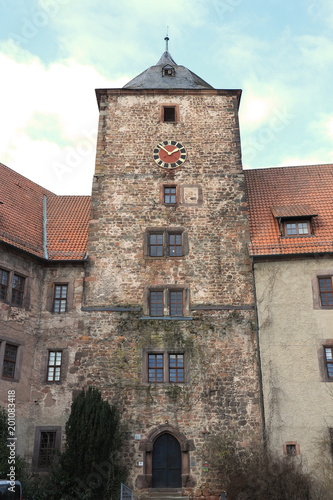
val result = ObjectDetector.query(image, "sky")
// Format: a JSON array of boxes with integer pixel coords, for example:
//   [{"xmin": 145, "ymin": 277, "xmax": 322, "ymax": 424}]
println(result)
[{"xmin": 0, "ymin": 0, "xmax": 333, "ymax": 195}]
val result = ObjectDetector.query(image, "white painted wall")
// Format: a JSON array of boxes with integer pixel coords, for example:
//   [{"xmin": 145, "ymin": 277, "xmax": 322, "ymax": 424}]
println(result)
[{"xmin": 254, "ymin": 257, "xmax": 333, "ymax": 474}]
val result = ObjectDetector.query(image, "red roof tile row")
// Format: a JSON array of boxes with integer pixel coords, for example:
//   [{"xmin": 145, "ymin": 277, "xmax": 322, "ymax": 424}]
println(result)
[
  {"xmin": 0, "ymin": 163, "xmax": 90, "ymax": 261},
  {"xmin": 245, "ymin": 164, "xmax": 333, "ymax": 256}
]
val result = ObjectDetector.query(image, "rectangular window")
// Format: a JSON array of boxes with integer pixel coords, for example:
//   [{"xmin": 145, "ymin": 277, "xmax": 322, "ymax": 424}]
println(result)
[
  {"xmin": 33, "ymin": 426, "xmax": 61, "ymax": 471},
  {"xmin": 147, "ymin": 229, "xmax": 185, "ymax": 258},
  {"xmin": 146, "ymin": 287, "xmax": 189, "ymax": 318},
  {"xmin": 286, "ymin": 444, "xmax": 296, "ymax": 456},
  {"xmin": 2, "ymin": 344, "xmax": 18, "ymax": 378},
  {"xmin": 161, "ymin": 105, "xmax": 178, "ymax": 123},
  {"xmin": 164, "ymin": 107, "xmax": 175, "ymax": 122},
  {"xmin": 284, "ymin": 220, "xmax": 310, "ymax": 236},
  {"xmin": 0, "ymin": 269, "xmax": 9, "ymax": 300},
  {"xmin": 145, "ymin": 351, "xmax": 185, "ymax": 383},
  {"xmin": 47, "ymin": 351, "xmax": 62, "ymax": 382},
  {"xmin": 324, "ymin": 347, "xmax": 333, "ymax": 379},
  {"xmin": 150, "ymin": 291, "xmax": 164, "ymax": 316},
  {"xmin": 149, "ymin": 233, "xmax": 164, "ymax": 257},
  {"xmin": 11, "ymin": 274, "xmax": 25, "ymax": 306},
  {"xmin": 318, "ymin": 277, "xmax": 333, "ymax": 307},
  {"xmin": 53, "ymin": 284, "xmax": 68, "ymax": 313},
  {"xmin": 169, "ymin": 291, "xmax": 183, "ymax": 316},
  {"xmin": 38, "ymin": 431, "xmax": 57, "ymax": 468},
  {"xmin": 283, "ymin": 442, "xmax": 300, "ymax": 456},
  {"xmin": 164, "ymin": 186, "xmax": 177, "ymax": 204},
  {"xmin": 169, "ymin": 233, "xmax": 182, "ymax": 256},
  {"xmin": 148, "ymin": 354, "xmax": 164, "ymax": 382},
  {"xmin": 169, "ymin": 354, "xmax": 184, "ymax": 382}
]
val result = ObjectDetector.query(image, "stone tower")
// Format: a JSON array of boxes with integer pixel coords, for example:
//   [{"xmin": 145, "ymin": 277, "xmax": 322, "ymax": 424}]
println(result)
[{"xmin": 82, "ymin": 48, "xmax": 262, "ymax": 496}]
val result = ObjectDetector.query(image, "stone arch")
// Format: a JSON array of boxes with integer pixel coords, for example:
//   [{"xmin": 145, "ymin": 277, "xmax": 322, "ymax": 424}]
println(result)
[{"xmin": 136, "ymin": 424, "xmax": 195, "ymax": 489}]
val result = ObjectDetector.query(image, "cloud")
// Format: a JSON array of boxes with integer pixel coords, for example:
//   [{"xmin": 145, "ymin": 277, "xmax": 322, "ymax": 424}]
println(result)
[
  {"xmin": 36, "ymin": 0, "xmax": 206, "ymax": 78},
  {"xmin": 0, "ymin": 40, "xmax": 127, "ymax": 194}
]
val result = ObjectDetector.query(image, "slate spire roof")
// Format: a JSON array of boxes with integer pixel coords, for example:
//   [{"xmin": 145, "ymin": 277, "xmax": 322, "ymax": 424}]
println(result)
[{"xmin": 123, "ymin": 50, "xmax": 214, "ymax": 90}]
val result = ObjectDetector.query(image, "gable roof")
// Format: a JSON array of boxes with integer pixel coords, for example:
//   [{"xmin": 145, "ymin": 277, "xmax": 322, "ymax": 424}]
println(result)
[
  {"xmin": 123, "ymin": 51, "xmax": 214, "ymax": 90},
  {"xmin": 245, "ymin": 164, "xmax": 333, "ymax": 257},
  {"xmin": 0, "ymin": 163, "xmax": 90, "ymax": 261}
]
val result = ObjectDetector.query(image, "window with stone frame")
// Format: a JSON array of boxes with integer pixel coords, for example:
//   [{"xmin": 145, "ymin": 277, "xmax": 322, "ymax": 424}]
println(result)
[
  {"xmin": 324, "ymin": 346, "xmax": 333, "ymax": 379},
  {"xmin": 149, "ymin": 289, "xmax": 184, "ymax": 317},
  {"xmin": 145, "ymin": 286, "xmax": 190, "ymax": 318},
  {"xmin": 0, "ymin": 269, "xmax": 9, "ymax": 301},
  {"xmin": 160, "ymin": 103, "xmax": 179, "ymax": 123},
  {"xmin": 2, "ymin": 344, "xmax": 18, "ymax": 379},
  {"xmin": 163, "ymin": 185, "xmax": 177, "ymax": 205},
  {"xmin": 53, "ymin": 284, "xmax": 68, "ymax": 313},
  {"xmin": 145, "ymin": 351, "xmax": 185, "ymax": 383},
  {"xmin": 318, "ymin": 277, "xmax": 333, "ymax": 307},
  {"xmin": 145, "ymin": 228, "xmax": 188, "ymax": 258},
  {"xmin": 33, "ymin": 426, "xmax": 61, "ymax": 471},
  {"xmin": 0, "ymin": 340, "xmax": 22, "ymax": 381},
  {"xmin": 46, "ymin": 351, "xmax": 63, "ymax": 382},
  {"xmin": 283, "ymin": 442, "xmax": 300, "ymax": 456},
  {"xmin": 11, "ymin": 274, "xmax": 25, "ymax": 306}
]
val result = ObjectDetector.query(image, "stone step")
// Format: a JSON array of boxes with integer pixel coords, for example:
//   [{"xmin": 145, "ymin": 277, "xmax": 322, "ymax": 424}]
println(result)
[
  {"xmin": 142, "ymin": 489, "xmax": 188, "ymax": 500},
  {"xmin": 142, "ymin": 497, "xmax": 188, "ymax": 500}
]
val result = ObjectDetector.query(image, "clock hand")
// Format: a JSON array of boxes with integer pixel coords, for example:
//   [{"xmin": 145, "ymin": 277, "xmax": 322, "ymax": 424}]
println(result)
[
  {"xmin": 157, "ymin": 144, "xmax": 170, "ymax": 154},
  {"xmin": 169, "ymin": 147, "xmax": 179, "ymax": 155}
]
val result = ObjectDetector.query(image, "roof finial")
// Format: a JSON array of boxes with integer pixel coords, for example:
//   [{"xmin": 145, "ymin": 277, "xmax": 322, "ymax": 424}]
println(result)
[{"xmin": 164, "ymin": 27, "xmax": 169, "ymax": 52}]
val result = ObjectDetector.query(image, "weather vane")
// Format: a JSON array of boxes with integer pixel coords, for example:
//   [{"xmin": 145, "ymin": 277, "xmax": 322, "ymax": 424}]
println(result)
[{"xmin": 164, "ymin": 26, "xmax": 169, "ymax": 51}]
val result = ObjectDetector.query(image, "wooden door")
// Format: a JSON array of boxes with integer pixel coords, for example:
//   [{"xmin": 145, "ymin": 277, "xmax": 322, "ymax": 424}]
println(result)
[{"xmin": 152, "ymin": 433, "xmax": 181, "ymax": 488}]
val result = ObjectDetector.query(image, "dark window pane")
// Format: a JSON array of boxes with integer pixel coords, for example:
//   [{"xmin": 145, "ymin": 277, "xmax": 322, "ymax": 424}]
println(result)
[
  {"xmin": 319, "ymin": 278, "xmax": 333, "ymax": 306},
  {"xmin": 12, "ymin": 275, "xmax": 24, "ymax": 306},
  {"xmin": 164, "ymin": 107, "xmax": 176, "ymax": 122},
  {"xmin": 286, "ymin": 223, "xmax": 296, "ymax": 235},
  {"xmin": 53, "ymin": 285, "xmax": 68, "ymax": 313},
  {"xmin": 169, "ymin": 233, "xmax": 182, "ymax": 256},
  {"xmin": 164, "ymin": 187, "xmax": 176, "ymax": 204},
  {"xmin": 47, "ymin": 351, "xmax": 62, "ymax": 382},
  {"xmin": 3, "ymin": 344, "xmax": 18, "ymax": 378},
  {"xmin": 0, "ymin": 269, "xmax": 9, "ymax": 300},
  {"xmin": 149, "ymin": 233, "xmax": 164, "ymax": 257},
  {"xmin": 169, "ymin": 354, "xmax": 184, "ymax": 382},
  {"xmin": 325, "ymin": 347, "xmax": 333, "ymax": 378},
  {"xmin": 286, "ymin": 444, "xmax": 296, "ymax": 456},
  {"xmin": 169, "ymin": 291, "xmax": 183, "ymax": 316},
  {"xmin": 150, "ymin": 291, "xmax": 163, "ymax": 316},
  {"xmin": 38, "ymin": 432, "xmax": 56, "ymax": 467},
  {"xmin": 298, "ymin": 222, "xmax": 309, "ymax": 234},
  {"xmin": 148, "ymin": 354, "xmax": 164, "ymax": 382}
]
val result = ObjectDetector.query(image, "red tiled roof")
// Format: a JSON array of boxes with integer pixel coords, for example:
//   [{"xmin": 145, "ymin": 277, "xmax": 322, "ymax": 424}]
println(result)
[
  {"xmin": 47, "ymin": 195, "xmax": 90, "ymax": 260},
  {"xmin": 0, "ymin": 163, "xmax": 90, "ymax": 261},
  {"xmin": 245, "ymin": 164, "xmax": 333, "ymax": 256}
]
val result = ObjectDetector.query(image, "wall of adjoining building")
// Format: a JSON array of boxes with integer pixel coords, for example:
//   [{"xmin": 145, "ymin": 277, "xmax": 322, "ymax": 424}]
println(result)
[{"xmin": 254, "ymin": 257, "xmax": 333, "ymax": 475}]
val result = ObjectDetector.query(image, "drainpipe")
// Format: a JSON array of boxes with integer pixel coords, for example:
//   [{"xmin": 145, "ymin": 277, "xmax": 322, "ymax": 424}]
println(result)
[
  {"xmin": 43, "ymin": 195, "xmax": 49, "ymax": 260},
  {"xmin": 251, "ymin": 255, "xmax": 266, "ymax": 449}
]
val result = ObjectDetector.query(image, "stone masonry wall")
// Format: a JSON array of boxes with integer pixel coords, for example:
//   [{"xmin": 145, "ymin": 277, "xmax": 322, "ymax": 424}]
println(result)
[
  {"xmin": 81, "ymin": 89, "xmax": 262, "ymax": 496},
  {"xmin": 85, "ymin": 91, "xmax": 252, "ymax": 309}
]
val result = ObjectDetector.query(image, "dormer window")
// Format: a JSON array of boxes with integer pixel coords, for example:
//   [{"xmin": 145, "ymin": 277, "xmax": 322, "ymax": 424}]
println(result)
[
  {"xmin": 162, "ymin": 65, "xmax": 175, "ymax": 77},
  {"xmin": 271, "ymin": 205, "xmax": 317, "ymax": 238},
  {"xmin": 284, "ymin": 220, "xmax": 311, "ymax": 237}
]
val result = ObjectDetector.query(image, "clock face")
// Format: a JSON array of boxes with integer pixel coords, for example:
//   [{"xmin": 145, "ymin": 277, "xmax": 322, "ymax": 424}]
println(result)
[{"xmin": 153, "ymin": 140, "xmax": 186, "ymax": 169}]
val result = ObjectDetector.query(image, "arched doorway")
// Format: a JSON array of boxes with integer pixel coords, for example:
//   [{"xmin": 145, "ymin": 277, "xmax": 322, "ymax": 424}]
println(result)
[{"xmin": 152, "ymin": 433, "xmax": 182, "ymax": 488}]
